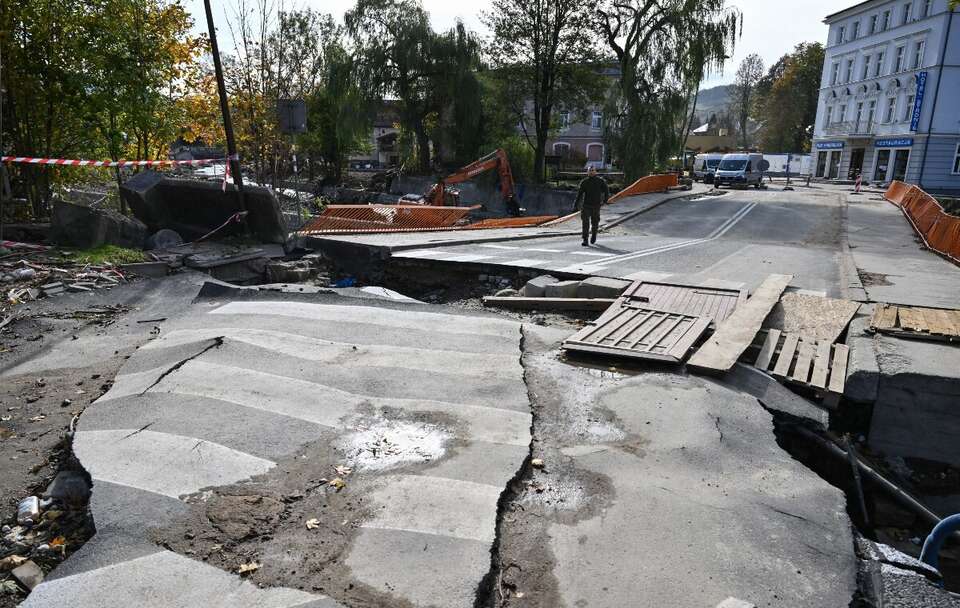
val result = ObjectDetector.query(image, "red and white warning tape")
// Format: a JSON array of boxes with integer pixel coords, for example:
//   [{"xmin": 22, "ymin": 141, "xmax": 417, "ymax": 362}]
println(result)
[{"xmin": 1, "ymin": 155, "xmax": 222, "ymax": 167}]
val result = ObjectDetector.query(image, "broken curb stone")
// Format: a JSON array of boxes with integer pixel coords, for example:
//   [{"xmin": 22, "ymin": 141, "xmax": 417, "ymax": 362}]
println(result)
[{"xmin": 521, "ymin": 274, "xmax": 560, "ymax": 297}]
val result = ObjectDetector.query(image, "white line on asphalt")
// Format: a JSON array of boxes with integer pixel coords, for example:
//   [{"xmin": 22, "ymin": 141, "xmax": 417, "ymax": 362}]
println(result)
[
  {"xmin": 398, "ymin": 249, "xmax": 453, "ymax": 259},
  {"xmin": 526, "ymin": 248, "xmax": 564, "ymax": 253},
  {"xmin": 501, "ymin": 258, "xmax": 548, "ymax": 267},
  {"xmin": 478, "ymin": 244, "xmax": 520, "ymax": 250},
  {"xmin": 441, "ymin": 254, "xmax": 493, "ymax": 262},
  {"xmin": 555, "ymin": 264, "xmax": 608, "ymax": 273},
  {"xmin": 590, "ymin": 202, "xmax": 758, "ymax": 267},
  {"xmin": 570, "ymin": 251, "xmax": 611, "ymax": 257}
]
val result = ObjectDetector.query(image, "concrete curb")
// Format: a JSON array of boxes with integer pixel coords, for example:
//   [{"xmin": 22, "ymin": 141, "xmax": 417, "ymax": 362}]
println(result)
[{"xmin": 839, "ymin": 192, "xmax": 869, "ymax": 302}]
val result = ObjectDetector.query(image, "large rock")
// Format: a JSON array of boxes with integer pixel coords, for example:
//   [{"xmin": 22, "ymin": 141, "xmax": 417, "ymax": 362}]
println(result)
[
  {"xmin": 50, "ymin": 200, "xmax": 147, "ymax": 249},
  {"xmin": 120, "ymin": 172, "xmax": 287, "ymax": 244},
  {"xmin": 544, "ymin": 280, "xmax": 581, "ymax": 298},
  {"xmin": 521, "ymin": 274, "xmax": 560, "ymax": 297},
  {"xmin": 576, "ymin": 276, "xmax": 630, "ymax": 299}
]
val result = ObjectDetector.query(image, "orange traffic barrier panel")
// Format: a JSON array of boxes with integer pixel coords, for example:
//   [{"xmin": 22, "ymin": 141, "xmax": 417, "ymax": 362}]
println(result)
[
  {"xmin": 883, "ymin": 180, "xmax": 911, "ymax": 206},
  {"xmin": 300, "ymin": 204, "xmax": 473, "ymax": 234},
  {"xmin": 608, "ymin": 173, "xmax": 679, "ymax": 204},
  {"xmin": 464, "ymin": 216, "xmax": 558, "ymax": 229},
  {"xmin": 892, "ymin": 182, "xmax": 960, "ymax": 264}
]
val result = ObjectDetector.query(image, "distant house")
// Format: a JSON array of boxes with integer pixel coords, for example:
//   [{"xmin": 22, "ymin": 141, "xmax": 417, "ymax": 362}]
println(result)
[
  {"xmin": 686, "ymin": 116, "xmax": 738, "ymax": 153},
  {"xmin": 349, "ymin": 101, "xmax": 401, "ymax": 170},
  {"xmin": 169, "ymin": 137, "xmax": 224, "ymax": 161}
]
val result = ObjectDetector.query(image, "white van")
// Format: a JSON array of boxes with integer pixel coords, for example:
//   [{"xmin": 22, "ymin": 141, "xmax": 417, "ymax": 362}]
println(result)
[
  {"xmin": 714, "ymin": 153, "xmax": 768, "ymax": 188},
  {"xmin": 693, "ymin": 153, "xmax": 724, "ymax": 183}
]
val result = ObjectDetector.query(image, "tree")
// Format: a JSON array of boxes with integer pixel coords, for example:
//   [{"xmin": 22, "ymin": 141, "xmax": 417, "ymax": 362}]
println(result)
[
  {"xmin": 429, "ymin": 23, "xmax": 484, "ymax": 167},
  {"xmin": 729, "ymin": 53, "xmax": 763, "ymax": 149},
  {"xmin": 599, "ymin": 0, "xmax": 739, "ymax": 180},
  {"xmin": 483, "ymin": 0, "xmax": 605, "ymax": 182},
  {"xmin": 346, "ymin": 0, "xmax": 454, "ymax": 173},
  {"xmin": 754, "ymin": 42, "xmax": 825, "ymax": 152}
]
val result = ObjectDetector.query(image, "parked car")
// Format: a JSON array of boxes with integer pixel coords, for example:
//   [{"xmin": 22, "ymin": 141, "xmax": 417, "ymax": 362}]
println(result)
[
  {"xmin": 692, "ymin": 153, "xmax": 724, "ymax": 183},
  {"xmin": 714, "ymin": 153, "xmax": 768, "ymax": 188}
]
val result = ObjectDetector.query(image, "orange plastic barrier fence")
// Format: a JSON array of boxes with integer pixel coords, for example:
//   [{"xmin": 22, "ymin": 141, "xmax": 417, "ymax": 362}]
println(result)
[
  {"xmin": 608, "ymin": 173, "xmax": 679, "ymax": 204},
  {"xmin": 300, "ymin": 204, "xmax": 472, "ymax": 233},
  {"xmin": 465, "ymin": 216, "xmax": 558, "ymax": 229},
  {"xmin": 883, "ymin": 180, "xmax": 911, "ymax": 206},
  {"xmin": 883, "ymin": 180, "xmax": 960, "ymax": 263}
]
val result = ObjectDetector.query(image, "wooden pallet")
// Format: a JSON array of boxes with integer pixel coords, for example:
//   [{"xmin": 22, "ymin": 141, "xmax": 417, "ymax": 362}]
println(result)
[
  {"xmin": 869, "ymin": 304, "xmax": 960, "ymax": 342},
  {"xmin": 753, "ymin": 329, "xmax": 849, "ymax": 400}
]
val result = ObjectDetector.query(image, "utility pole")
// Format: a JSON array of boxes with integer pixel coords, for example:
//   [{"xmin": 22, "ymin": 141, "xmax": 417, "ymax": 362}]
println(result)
[{"xmin": 203, "ymin": 0, "xmax": 246, "ymax": 215}]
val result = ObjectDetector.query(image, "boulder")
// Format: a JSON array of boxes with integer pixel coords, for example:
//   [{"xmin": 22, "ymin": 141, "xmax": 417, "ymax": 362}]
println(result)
[
  {"xmin": 576, "ymin": 276, "xmax": 631, "ymax": 299},
  {"xmin": 50, "ymin": 200, "xmax": 147, "ymax": 249},
  {"xmin": 521, "ymin": 274, "xmax": 560, "ymax": 297},
  {"xmin": 544, "ymin": 280, "xmax": 581, "ymax": 298}
]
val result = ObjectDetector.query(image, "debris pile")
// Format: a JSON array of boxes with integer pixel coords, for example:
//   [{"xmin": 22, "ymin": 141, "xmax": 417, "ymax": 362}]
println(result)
[
  {"xmin": 0, "ymin": 472, "xmax": 94, "ymax": 601},
  {"xmin": 2, "ymin": 257, "xmax": 127, "ymax": 307}
]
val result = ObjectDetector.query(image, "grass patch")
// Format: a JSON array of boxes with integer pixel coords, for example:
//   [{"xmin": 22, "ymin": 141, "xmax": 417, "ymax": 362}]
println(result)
[{"xmin": 66, "ymin": 245, "xmax": 146, "ymax": 265}]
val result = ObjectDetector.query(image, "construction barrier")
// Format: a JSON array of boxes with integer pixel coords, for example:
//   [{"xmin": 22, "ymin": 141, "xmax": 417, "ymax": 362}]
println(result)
[
  {"xmin": 883, "ymin": 180, "xmax": 960, "ymax": 264},
  {"xmin": 1, "ymin": 155, "xmax": 221, "ymax": 168},
  {"xmin": 300, "ymin": 204, "xmax": 474, "ymax": 234},
  {"xmin": 608, "ymin": 173, "xmax": 679, "ymax": 204}
]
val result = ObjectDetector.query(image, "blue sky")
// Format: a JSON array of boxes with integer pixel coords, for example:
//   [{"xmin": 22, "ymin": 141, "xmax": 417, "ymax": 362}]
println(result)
[{"xmin": 185, "ymin": 0, "xmax": 839, "ymax": 87}]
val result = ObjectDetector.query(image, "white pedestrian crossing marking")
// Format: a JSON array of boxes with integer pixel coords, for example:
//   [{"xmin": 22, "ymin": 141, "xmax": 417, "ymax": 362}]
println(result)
[
  {"xmin": 501, "ymin": 258, "xmax": 548, "ymax": 267},
  {"xmin": 398, "ymin": 249, "xmax": 453, "ymax": 259},
  {"xmin": 479, "ymin": 244, "xmax": 520, "ymax": 250},
  {"xmin": 441, "ymin": 254, "xmax": 493, "ymax": 262},
  {"xmin": 570, "ymin": 250, "xmax": 610, "ymax": 257},
  {"xmin": 526, "ymin": 248, "xmax": 563, "ymax": 253}
]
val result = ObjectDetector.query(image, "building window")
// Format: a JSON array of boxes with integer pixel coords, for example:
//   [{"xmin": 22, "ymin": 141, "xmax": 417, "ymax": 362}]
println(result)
[
  {"xmin": 870, "ymin": 14, "xmax": 878, "ymax": 33},
  {"xmin": 868, "ymin": 99, "xmax": 877, "ymax": 127},
  {"xmin": 903, "ymin": 2, "xmax": 912, "ymax": 24},
  {"xmin": 838, "ymin": 103, "xmax": 847, "ymax": 123},
  {"xmin": 825, "ymin": 105, "xmax": 833, "ymax": 127},
  {"xmin": 912, "ymin": 40, "xmax": 925, "ymax": 69},
  {"xmin": 953, "ymin": 143, "xmax": 960, "ymax": 174},
  {"xmin": 903, "ymin": 94, "xmax": 915, "ymax": 121},
  {"xmin": 921, "ymin": 0, "xmax": 932, "ymax": 17},
  {"xmin": 591, "ymin": 111, "xmax": 603, "ymax": 130},
  {"xmin": 845, "ymin": 58, "xmax": 855, "ymax": 83},
  {"xmin": 559, "ymin": 111, "xmax": 570, "ymax": 129},
  {"xmin": 894, "ymin": 45, "xmax": 906, "ymax": 72},
  {"xmin": 874, "ymin": 51, "xmax": 885, "ymax": 77},
  {"xmin": 852, "ymin": 21, "xmax": 861, "ymax": 39},
  {"xmin": 553, "ymin": 142, "xmax": 571, "ymax": 157},
  {"xmin": 837, "ymin": 25, "xmax": 846, "ymax": 44},
  {"xmin": 882, "ymin": 10, "xmax": 891, "ymax": 30},
  {"xmin": 831, "ymin": 62, "xmax": 841, "ymax": 85},
  {"xmin": 885, "ymin": 97, "xmax": 897, "ymax": 122},
  {"xmin": 862, "ymin": 55, "xmax": 872, "ymax": 80}
]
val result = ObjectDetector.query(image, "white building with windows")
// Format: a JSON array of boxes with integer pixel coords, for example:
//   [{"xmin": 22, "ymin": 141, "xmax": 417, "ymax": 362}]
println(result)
[{"xmin": 812, "ymin": 0, "xmax": 960, "ymax": 193}]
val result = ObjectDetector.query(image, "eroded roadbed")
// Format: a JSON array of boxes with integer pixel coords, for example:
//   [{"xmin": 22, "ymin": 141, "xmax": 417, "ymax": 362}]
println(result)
[{"xmin": 13, "ymin": 281, "xmax": 939, "ymax": 608}]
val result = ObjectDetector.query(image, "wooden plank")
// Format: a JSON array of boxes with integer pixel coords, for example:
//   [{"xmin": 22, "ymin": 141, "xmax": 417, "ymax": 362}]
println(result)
[
  {"xmin": 666, "ymin": 317, "xmax": 712, "ymax": 361},
  {"xmin": 790, "ymin": 337, "xmax": 815, "ymax": 384},
  {"xmin": 771, "ymin": 333, "xmax": 800, "ymax": 378},
  {"xmin": 898, "ymin": 307, "xmax": 929, "ymax": 332},
  {"xmin": 828, "ymin": 344, "xmax": 850, "ymax": 394},
  {"xmin": 687, "ymin": 274, "xmax": 793, "ymax": 374},
  {"xmin": 870, "ymin": 304, "xmax": 898, "ymax": 331},
  {"xmin": 766, "ymin": 292, "xmax": 860, "ymax": 343},
  {"xmin": 561, "ymin": 341, "xmax": 681, "ymax": 363},
  {"xmin": 923, "ymin": 308, "xmax": 960, "ymax": 337},
  {"xmin": 754, "ymin": 328, "xmax": 781, "ymax": 371},
  {"xmin": 482, "ymin": 296, "xmax": 616, "ymax": 311},
  {"xmin": 810, "ymin": 341, "xmax": 832, "ymax": 389}
]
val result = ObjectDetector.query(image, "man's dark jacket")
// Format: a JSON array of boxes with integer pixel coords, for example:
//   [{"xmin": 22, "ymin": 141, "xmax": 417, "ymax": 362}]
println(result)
[{"xmin": 575, "ymin": 175, "xmax": 609, "ymax": 210}]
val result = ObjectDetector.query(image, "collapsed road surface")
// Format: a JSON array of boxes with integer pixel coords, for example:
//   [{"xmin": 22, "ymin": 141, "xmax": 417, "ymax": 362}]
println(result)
[{"xmin": 10, "ymin": 279, "xmax": 872, "ymax": 608}]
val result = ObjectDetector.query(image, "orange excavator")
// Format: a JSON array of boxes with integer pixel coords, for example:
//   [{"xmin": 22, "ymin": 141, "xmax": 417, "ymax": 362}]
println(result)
[{"xmin": 426, "ymin": 148, "xmax": 522, "ymax": 216}]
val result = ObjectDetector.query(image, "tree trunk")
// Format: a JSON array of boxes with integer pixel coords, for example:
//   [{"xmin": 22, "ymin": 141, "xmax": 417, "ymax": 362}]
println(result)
[{"xmin": 414, "ymin": 122, "xmax": 430, "ymax": 174}]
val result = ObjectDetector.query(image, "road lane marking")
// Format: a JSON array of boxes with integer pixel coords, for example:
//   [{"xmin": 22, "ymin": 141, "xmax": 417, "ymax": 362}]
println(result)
[
  {"xmin": 479, "ymin": 244, "xmax": 520, "ymax": 250},
  {"xmin": 501, "ymin": 258, "xmax": 548, "ymax": 267},
  {"xmin": 570, "ymin": 251, "xmax": 611, "ymax": 256},
  {"xmin": 526, "ymin": 248, "xmax": 564, "ymax": 253},
  {"xmin": 441, "ymin": 254, "xmax": 493, "ymax": 262},
  {"xmin": 590, "ymin": 202, "xmax": 758, "ymax": 267}
]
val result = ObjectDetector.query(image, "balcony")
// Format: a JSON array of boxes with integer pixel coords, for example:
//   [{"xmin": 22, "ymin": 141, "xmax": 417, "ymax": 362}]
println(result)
[{"xmin": 823, "ymin": 120, "xmax": 876, "ymax": 136}]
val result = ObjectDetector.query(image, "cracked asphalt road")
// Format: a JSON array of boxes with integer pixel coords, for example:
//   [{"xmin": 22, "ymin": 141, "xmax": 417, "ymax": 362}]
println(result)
[{"xmin": 12, "ymin": 279, "xmax": 865, "ymax": 608}]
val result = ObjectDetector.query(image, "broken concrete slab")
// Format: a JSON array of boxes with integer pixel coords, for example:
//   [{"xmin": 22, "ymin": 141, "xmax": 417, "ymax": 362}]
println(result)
[
  {"xmin": 543, "ymin": 279, "xmax": 580, "ymax": 299},
  {"xmin": 50, "ymin": 199, "xmax": 147, "ymax": 249},
  {"xmin": 575, "ymin": 276, "xmax": 630, "ymax": 299},
  {"xmin": 521, "ymin": 274, "xmax": 559, "ymax": 297},
  {"xmin": 120, "ymin": 171, "xmax": 286, "ymax": 244},
  {"xmin": 120, "ymin": 262, "xmax": 169, "ymax": 278},
  {"xmin": 11, "ymin": 560, "xmax": 43, "ymax": 590},
  {"xmin": 844, "ymin": 308, "xmax": 881, "ymax": 403}
]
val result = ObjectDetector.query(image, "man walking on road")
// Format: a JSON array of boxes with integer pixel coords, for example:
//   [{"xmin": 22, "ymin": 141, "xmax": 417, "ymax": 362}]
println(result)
[{"xmin": 575, "ymin": 166, "xmax": 609, "ymax": 246}]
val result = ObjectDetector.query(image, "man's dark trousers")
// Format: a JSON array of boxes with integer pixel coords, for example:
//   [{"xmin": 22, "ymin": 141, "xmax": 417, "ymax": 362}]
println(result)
[{"xmin": 581, "ymin": 204, "xmax": 600, "ymax": 244}]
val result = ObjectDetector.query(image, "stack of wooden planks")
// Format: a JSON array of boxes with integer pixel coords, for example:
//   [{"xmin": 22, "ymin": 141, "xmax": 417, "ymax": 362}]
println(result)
[
  {"xmin": 870, "ymin": 304, "xmax": 960, "ymax": 342},
  {"xmin": 753, "ymin": 329, "xmax": 849, "ymax": 403}
]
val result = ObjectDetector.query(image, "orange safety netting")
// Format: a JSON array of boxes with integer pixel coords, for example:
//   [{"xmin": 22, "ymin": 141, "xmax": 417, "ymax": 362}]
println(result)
[
  {"xmin": 300, "ymin": 204, "xmax": 473, "ymax": 234},
  {"xmin": 884, "ymin": 180, "xmax": 960, "ymax": 264},
  {"xmin": 608, "ymin": 173, "xmax": 679, "ymax": 204},
  {"xmin": 464, "ymin": 215, "xmax": 559, "ymax": 229}
]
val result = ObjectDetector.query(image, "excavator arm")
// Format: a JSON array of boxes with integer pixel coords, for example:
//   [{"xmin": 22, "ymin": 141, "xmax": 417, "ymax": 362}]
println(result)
[{"xmin": 426, "ymin": 149, "xmax": 520, "ymax": 215}]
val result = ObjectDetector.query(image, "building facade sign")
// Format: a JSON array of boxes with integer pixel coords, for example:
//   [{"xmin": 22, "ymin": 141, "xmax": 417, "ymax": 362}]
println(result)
[
  {"xmin": 816, "ymin": 141, "xmax": 845, "ymax": 149},
  {"xmin": 910, "ymin": 71, "xmax": 927, "ymax": 132},
  {"xmin": 875, "ymin": 138, "xmax": 914, "ymax": 147}
]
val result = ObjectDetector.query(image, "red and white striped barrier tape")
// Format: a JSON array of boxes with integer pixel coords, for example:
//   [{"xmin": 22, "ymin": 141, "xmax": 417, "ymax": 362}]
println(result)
[{"xmin": 1, "ymin": 155, "xmax": 227, "ymax": 168}]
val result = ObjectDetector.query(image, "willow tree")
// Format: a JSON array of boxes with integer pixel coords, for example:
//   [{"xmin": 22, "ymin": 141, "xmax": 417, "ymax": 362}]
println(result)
[{"xmin": 599, "ymin": 0, "xmax": 740, "ymax": 180}]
